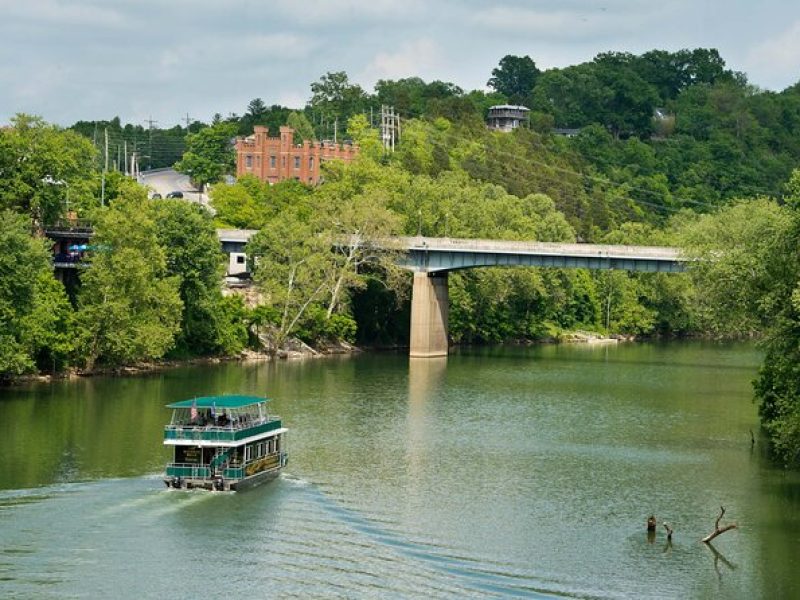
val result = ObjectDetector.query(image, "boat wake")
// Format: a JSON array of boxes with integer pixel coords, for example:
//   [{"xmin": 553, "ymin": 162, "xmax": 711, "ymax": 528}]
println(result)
[{"xmin": 296, "ymin": 482, "xmax": 557, "ymax": 598}]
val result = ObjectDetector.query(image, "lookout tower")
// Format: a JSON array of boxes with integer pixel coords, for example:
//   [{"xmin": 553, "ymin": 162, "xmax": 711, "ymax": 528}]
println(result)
[{"xmin": 486, "ymin": 105, "xmax": 530, "ymax": 132}]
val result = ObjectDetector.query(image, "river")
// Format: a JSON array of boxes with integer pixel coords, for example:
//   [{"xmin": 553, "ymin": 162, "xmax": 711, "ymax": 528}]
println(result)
[{"xmin": 1, "ymin": 341, "xmax": 799, "ymax": 599}]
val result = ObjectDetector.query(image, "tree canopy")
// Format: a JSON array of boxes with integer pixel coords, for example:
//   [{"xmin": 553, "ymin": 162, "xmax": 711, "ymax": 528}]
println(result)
[
  {"xmin": 487, "ymin": 55, "xmax": 540, "ymax": 105},
  {"xmin": 175, "ymin": 122, "xmax": 237, "ymax": 190}
]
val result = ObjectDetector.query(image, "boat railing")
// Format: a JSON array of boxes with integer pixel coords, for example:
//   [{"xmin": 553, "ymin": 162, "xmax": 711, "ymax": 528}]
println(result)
[
  {"xmin": 165, "ymin": 463, "xmax": 212, "ymax": 479},
  {"xmin": 164, "ymin": 416, "xmax": 282, "ymax": 442},
  {"xmin": 165, "ymin": 462, "xmax": 245, "ymax": 480},
  {"xmin": 168, "ymin": 414, "xmax": 278, "ymax": 430}
]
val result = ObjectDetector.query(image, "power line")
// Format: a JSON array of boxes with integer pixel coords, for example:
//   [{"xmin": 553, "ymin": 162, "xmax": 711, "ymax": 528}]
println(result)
[
  {"xmin": 145, "ymin": 116, "xmax": 158, "ymax": 170},
  {"xmin": 381, "ymin": 105, "xmax": 399, "ymax": 152}
]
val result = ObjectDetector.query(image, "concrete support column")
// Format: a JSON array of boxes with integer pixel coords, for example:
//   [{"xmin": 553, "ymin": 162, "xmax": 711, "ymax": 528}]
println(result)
[{"xmin": 409, "ymin": 271, "xmax": 449, "ymax": 358}]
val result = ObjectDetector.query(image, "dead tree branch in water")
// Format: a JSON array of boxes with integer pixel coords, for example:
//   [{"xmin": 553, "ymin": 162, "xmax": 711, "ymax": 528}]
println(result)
[{"xmin": 702, "ymin": 506, "xmax": 737, "ymax": 543}]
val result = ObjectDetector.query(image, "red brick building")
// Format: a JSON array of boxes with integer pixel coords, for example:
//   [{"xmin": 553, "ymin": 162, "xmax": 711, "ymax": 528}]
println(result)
[{"xmin": 235, "ymin": 126, "xmax": 358, "ymax": 185}]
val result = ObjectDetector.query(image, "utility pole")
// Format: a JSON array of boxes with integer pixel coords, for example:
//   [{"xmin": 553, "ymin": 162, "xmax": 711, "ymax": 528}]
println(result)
[
  {"xmin": 333, "ymin": 118, "xmax": 338, "ymax": 144},
  {"xmin": 183, "ymin": 113, "xmax": 192, "ymax": 129},
  {"xmin": 381, "ymin": 105, "xmax": 398, "ymax": 151},
  {"xmin": 101, "ymin": 128, "xmax": 108, "ymax": 206},
  {"xmin": 145, "ymin": 116, "xmax": 157, "ymax": 170},
  {"xmin": 124, "ymin": 141, "xmax": 128, "ymax": 176}
]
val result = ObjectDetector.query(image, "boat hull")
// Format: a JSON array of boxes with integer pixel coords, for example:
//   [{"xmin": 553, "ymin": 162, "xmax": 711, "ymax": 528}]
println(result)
[{"xmin": 163, "ymin": 465, "xmax": 283, "ymax": 492}]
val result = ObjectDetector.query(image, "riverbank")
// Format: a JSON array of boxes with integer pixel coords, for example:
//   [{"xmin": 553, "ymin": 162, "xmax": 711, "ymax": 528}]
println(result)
[
  {"xmin": 7, "ymin": 329, "xmax": 748, "ymax": 385},
  {"xmin": 5, "ymin": 338, "xmax": 362, "ymax": 384}
]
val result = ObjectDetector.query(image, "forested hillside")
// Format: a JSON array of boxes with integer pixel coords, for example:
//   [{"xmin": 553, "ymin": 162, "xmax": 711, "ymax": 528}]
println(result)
[{"xmin": 4, "ymin": 48, "xmax": 800, "ymax": 463}]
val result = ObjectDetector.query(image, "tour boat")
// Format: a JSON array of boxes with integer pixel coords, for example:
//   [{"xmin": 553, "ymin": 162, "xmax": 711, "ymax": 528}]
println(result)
[{"xmin": 163, "ymin": 395, "xmax": 288, "ymax": 491}]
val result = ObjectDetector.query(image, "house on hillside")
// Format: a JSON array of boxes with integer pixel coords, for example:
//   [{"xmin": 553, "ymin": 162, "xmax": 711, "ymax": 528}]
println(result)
[
  {"xmin": 235, "ymin": 126, "xmax": 358, "ymax": 185},
  {"xmin": 552, "ymin": 128, "xmax": 582, "ymax": 138},
  {"xmin": 486, "ymin": 105, "xmax": 530, "ymax": 132}
]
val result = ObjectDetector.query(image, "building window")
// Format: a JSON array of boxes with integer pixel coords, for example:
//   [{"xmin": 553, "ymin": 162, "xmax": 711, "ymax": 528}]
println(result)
[
  {"xmin": 309, "ymin": 157, "xmax": 314, "ymax": 169},
  {"xmin": 245, "ymin": 155, "xmax": 253, "ymax": 168},
  {"xmin": 236, "ymin": 255, "xmax": 245, "ymax": 264},
  {"xmin": 294, "ymin": 156, "xmax": 300, "ymax": 169},
  {"xmin": 270, "ymin": 155, "xmax": 276, "ymax": 168},
  {"xmin": 282, "ymin": 156, "xmax": 286, "ymax": 167}
]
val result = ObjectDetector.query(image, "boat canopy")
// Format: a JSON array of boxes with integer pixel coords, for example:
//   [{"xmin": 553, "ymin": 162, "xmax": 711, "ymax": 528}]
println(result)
[{"xmin": 166, "ymin": 395, "xmax": 269, "ymax": 409}]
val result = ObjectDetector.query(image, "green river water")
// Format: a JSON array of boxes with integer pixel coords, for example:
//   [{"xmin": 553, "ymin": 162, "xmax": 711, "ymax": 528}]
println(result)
[{"xmin": 1, "ymin": 341, "xmax": 799, "ymax": 599}]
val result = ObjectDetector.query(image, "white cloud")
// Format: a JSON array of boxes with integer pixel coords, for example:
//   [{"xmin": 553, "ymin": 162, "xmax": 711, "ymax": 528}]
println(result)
[
  {"xmin": 11, "ymin": 63, "xmax": 70, "ymax": 101},
  {"xmin": 0, "ymin": 0, "xmax": 129, "ymax": 28},
  {"xmin": 2, "ymin": 0, "xmax": 799, "ymax": 125},
  {"xmin": 744, "ymin": 20, "xmax": 800, "ymax": 89},
  {"xmin": 360, "ymin": 39, "xmax": 443, "ymax": 85},
  {"xmin": 270, "ymin": 0, "xmax": 426, "ymax": 25},
  {"xmin": 471, "ymin": 4, "xmax": 663, "ymax": 41},
  {"xmin": 156, "ymin": 33, "xmax": 315, "ymax": 81},
  {"xmin": 276, "ymin": 91, "xmax": 308, "ymax": 109},
  {"xmin": 239, "ymin": 33, "xmax": 315, "ymax": 56}
]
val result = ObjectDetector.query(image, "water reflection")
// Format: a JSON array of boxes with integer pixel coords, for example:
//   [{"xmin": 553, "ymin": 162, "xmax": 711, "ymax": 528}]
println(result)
[
  {"xmin": 5, "ymin": 342, "xmax": 800, "ymax": 598},
  {"xmin": 406, "ymin": 357, "xmax": 446, "ymax": 493},
  {"xmin": 706, "ymin": 542, "xmax": 737, "ymax": 581}
]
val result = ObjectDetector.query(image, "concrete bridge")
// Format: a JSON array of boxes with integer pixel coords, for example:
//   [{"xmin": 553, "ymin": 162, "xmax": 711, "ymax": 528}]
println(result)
[
  {"xmin": 45, "ymin": 224, "xmax": 687, "ymax": 358},
  {"xmin": 395, "ymin": 237, "xmax": 686, "ymax": 358}
]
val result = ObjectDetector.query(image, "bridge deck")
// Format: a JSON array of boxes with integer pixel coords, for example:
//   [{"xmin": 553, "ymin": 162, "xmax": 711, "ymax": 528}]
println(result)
[{"xmin": 395, "ymin": 236, "xmax": 686, "ymax": 273}]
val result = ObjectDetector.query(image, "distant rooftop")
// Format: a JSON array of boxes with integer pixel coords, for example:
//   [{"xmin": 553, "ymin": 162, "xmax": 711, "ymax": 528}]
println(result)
[
  {"xmin": 552, "ymin": 127, "xmax": 582, "ymax": 137},
  {"xmin": 216, "ymin": 229, "xmax": 258, "ymax": 243},
  {"xmin": 167, "ymin": 395, "xmax": 269, "ymax": 409},
  {"xmin": 488, "ymin": 104, "xmax": 530, "ymax": 112}
]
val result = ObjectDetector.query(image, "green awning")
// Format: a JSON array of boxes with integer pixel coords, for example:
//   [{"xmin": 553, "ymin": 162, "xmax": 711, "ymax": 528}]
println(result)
[{"xmin": 166, "ymin": 395, "xmax": 269, "ymax": 409}]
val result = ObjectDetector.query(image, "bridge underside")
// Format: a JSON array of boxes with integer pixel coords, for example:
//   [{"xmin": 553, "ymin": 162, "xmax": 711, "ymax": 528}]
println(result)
[{"xmin": 405, "ymin": 250, "xmax": 685, "ymax": 274}]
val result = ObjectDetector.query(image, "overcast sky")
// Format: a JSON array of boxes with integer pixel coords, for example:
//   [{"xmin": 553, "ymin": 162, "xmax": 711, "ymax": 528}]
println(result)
[{"xmin": 1, "ymin": 0, "xmax": 798, "ymax": 127}]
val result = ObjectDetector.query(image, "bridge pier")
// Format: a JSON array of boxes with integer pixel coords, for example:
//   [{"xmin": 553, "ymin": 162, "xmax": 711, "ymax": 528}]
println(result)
[{"xmin": 409, "ymin": 271, "xmax": 449, "ymax": 358}]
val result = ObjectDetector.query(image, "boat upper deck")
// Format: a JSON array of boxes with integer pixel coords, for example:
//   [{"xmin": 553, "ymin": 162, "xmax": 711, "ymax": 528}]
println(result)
[{"xmin": 164, "ymin": 395, "xmax": 283, "ymax": 445}]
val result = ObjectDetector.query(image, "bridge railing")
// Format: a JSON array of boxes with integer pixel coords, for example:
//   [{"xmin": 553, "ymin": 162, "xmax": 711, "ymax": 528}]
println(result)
[{"xmin": 394, "ymin": 236, "xmax": 685, "ymax": 261}]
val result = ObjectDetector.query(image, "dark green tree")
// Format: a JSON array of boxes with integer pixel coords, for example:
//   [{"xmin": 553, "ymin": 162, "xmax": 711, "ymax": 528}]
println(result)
[
  {"xmin": 488, "ymin": 55, "xmax": 540, "ymax": 105},
  {"xmin": 309, "ymin": 71, "xmax": 368, "ymax": 136},
  {"xmin": 0, "ymin": 114, "xmax": 97, "ymax": 225},
  {"xmin": 74, "ymin": 183, "xmax": 182, "ymax": 369},
  {"xmin": 175, "ymin": 122, "xmax": 238, "ymax": 191},
  {"xmin": 152, "ymin": 199, "xmax": 246, "ymax": 356},
  {"xmin": 0, "ymin": 210, "xmax": 72, "ymax": 376},
  {"xmin": 287, "ymin": 111, "xmax": 315, "ymax": 144}
]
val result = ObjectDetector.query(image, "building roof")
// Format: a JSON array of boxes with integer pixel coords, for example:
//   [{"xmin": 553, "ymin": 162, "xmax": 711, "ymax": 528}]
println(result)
[
  {"xmin": 216, "ymin": 229, "xmax": 258, "ymax": 243},
  {"xmin": 167, "ymin": 395, "xmax": 269, "ymax": 409},
  {"xmin": 488, "ymin": 104, "xmax": 530, "ymax": 111},
  {"xmin": 552, "ymin": 127, "xmax": 582, "ymax": 136}
]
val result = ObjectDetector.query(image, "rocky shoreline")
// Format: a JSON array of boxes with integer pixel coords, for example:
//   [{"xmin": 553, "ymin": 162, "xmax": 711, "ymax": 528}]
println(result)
[{"xmin": 7, "ymin": 332, "xmax": 632, "ymax": 384}]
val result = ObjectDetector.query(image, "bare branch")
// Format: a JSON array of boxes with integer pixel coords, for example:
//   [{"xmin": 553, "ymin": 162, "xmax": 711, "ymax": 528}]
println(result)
[
  {"xmin": 663, "ymin": 522, "xmax": 673, "ymax": 540},
  {"xmin": 702, "ymin": 506, "xmax": 737, "ymax": 543}
]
